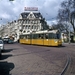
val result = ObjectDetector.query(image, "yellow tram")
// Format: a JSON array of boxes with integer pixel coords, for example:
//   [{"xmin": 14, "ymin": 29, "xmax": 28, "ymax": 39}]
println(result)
[{"xmin": 19, "ymin": 30, "xmax": 62, "ymax": 46}]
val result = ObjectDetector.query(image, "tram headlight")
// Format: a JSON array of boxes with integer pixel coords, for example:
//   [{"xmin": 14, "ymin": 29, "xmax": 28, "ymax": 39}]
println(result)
[{"xmin": 54, "ymin": 40, "xmax": 58, "ymax": 43}]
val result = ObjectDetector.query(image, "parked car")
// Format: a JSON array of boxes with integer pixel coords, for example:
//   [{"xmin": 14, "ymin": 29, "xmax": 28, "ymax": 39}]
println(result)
[
  {"xmin": 3, "ymin": 38, "xmax": 9, "ymax": 44},
  {"xmin": 3, "ymin": 37, "xmax": 14, "ymax": 44},
  {"xmin": 0, "ymin": 40, "xmax": 4, "ymax": 51}
]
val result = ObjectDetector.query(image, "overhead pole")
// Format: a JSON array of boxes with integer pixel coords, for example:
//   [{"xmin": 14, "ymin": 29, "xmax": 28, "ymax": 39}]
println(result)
[{"xmin": 68, "ymin": 0, "xmax": 71, "ymax": 44}]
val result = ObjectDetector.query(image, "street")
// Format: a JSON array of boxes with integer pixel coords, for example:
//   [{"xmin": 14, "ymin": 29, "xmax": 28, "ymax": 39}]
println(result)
[{"xmin": 0, "ymin": 43, "xmax": 75, "ymax": 75}]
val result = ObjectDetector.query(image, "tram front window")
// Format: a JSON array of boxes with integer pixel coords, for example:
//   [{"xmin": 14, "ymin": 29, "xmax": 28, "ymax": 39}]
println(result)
[{"xmin": 56, "ymin": 34, "xmax": 60, "ymax": 39}]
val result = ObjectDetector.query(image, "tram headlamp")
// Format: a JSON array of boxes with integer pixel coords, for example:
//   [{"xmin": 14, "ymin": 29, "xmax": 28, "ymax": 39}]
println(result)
[
  {"xmin": 55, "ymin": 41, "xmax": 57, "ymax": 43},
  {"xmin": 54, "ymin": 40, "xmax": 58, "ymax": 43}
]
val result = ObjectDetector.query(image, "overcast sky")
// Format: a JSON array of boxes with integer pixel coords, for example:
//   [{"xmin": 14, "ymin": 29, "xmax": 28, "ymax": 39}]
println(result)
[{"xmin": 0, "ymin": 0, "xmax": 65, "ymax": 25}]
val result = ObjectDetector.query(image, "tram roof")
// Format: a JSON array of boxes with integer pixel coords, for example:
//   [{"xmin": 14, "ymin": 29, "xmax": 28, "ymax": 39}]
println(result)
[
  {"xmin": 34, "ymin": 30, "xmax": 58, "ymax": 34},
  {"xmin": 20, "ymin": 30, "xmax": 59, "ymax": 35}
]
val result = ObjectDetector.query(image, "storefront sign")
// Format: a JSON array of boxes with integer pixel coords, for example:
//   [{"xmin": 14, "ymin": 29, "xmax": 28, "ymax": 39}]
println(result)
[{"xmin": 24, "ymin": 7, "xmax": 38, "ymax": 11}]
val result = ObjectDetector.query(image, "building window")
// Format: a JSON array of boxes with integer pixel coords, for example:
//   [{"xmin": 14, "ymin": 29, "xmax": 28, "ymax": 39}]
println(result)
[
  {"xmin": 26, "ymin": 20, "xmax": 27, "ymax": 24},
  {"xmin": 30, "ymin": 14, "xmax": 33, "ymax": 18},
  {"xmin": 28, "ymin": 20, "xmax": 29, "ymax": 24},
  {"xmin": 24, "ymin": 21, "xmax": 25, "ymax": 24},
  {"xmin": 32, "ymin": 26, "xmax": 33, "ymax": 29},
  {"xmin": 23, "ymin": 31, "xmax": 26, "ymax": 33},
  {"xmin": 34, "ymin": 26, "xmax": 36, "ymax": 29},
  {"xmin": 33, "ymin": 20, "xmax": 34, "ymax": 24},
  {"xmin": 26, "ymin": 25, "xmax": 27, "ymax": 29}
]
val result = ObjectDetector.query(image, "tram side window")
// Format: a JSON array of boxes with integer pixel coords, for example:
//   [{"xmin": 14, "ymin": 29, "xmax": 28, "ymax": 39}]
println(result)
[
  {"xmin": 49, "ymin": 33, "xmax": 57, "ymax": 39},
  {"xmin": 23, "ymin": 36, "xmax": 26, "ymax": 39},
  {"xmin": 26, "ymin": 35, "xmax": 30, "ymax": 39},
  {"xmin": 49, "ymin": 33, "xmax": 53, "ymax": 39},
  {"xmin": 38, "ymin": 34, "xmax": 44, "ymax": 39},
  {"xmin": 56, "ymin": 33, "xmax": 60, "ymax": 39},
  {"xmin": 30, "ymin": 34, "xmax": 32, "ymax": 39},
  {"xmin": 44, "ymin": 33, "xmax": 48, "ymax": 39},
  {"xmin": 37, "ymin": 34, "xmax": 39, "ymax": 39},
  {"xmin": 52, "ymin": 33, "xmax": 56, "ymax": 39},
  {"xmin": 32, "ymin": 34, "xmax": 37, "ymax": 39}
]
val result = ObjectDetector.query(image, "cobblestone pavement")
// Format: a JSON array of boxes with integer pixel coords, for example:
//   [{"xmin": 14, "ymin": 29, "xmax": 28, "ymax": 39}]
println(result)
[{"xmin": 0, "ymin": 43, "xmax": 71, "ymax": 75}]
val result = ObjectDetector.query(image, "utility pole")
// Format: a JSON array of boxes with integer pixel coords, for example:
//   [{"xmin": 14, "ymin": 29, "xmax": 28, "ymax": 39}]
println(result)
[
  {"xmin": 68, "ymin": 0, "xmax": 71, "ymax": 44},
  {"xmin": 68, "ymin": 19, "xmax": 70, "ymax": 44}
]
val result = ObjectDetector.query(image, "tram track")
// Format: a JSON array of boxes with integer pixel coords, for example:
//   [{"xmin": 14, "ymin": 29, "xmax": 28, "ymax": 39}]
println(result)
[{"xmin": 59, "ymin": 54, "xmax": 71, "ymax": 75}]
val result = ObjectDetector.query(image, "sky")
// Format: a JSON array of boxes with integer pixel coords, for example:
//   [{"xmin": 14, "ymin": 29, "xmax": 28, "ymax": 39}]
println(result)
[{"xmin": 0, "ymin": 0, "xmax": 65, "ymax": 25}]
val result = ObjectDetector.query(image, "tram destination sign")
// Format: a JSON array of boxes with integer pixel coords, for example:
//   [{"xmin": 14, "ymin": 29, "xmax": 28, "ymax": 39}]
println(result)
[{"xmin": 24, "ymin": 7, "xmax": 38, "ymax": 11}]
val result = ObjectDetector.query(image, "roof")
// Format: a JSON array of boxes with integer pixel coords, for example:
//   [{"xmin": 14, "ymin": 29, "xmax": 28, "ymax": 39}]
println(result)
[
  {"xmin": 21, "ymin": 12, "xmax": 29, "ymax": 18},
  {"xmin": 20, "ymin": 12, "xmax": 43, "ymax": 19}
]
